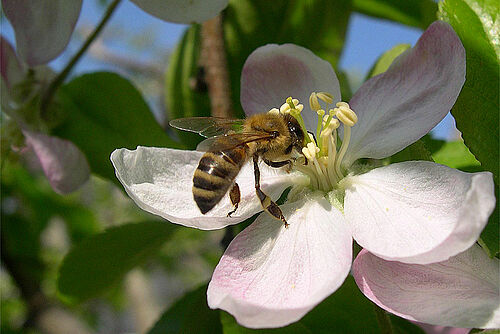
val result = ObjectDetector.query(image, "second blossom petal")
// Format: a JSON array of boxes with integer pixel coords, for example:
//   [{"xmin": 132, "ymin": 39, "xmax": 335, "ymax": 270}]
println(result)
[
  {"xmin": 353, "ymin": 245, "xmax": 500, "ymax": 329},
  {"xmin": 111, "ymin": 146, "xmax": 307, "ymax": 230},
  {"xmin": 344, "ymin": 161, "xmax": 495, "ymax": 264},
  {"xmin": 343, "ymin": 21, "xmax": 466, "ymax": 166},
  {"xmin": 207, "ymin": 195, "xmax": 352, "ymax": 328}
]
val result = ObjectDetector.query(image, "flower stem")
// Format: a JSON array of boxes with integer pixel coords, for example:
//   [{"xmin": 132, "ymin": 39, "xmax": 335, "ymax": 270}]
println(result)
[
  {"xmin": 40, "ymin": 0, "xmax": 122, "ymax": 117},
  {"xmin": 373, "ymin": 304, "xmax": 393, "ymax": 334}
]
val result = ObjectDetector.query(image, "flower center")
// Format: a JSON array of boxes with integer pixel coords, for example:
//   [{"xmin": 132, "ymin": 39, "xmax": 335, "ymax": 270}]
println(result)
[{"xmin": 268, "ymin": 93, "xmax": 358, "ymax": 193}]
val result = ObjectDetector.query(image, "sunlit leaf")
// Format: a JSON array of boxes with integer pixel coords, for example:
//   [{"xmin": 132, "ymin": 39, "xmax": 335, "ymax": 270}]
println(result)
[
  {"xmin": 58, "ymin": 221, "xmax": 175, "ymax": 301},
  {"xmin": 439, "ymin": 0, "xmax": 500, "ymax": 256},
  {"xmin": 439, "ymin": 0, "xmax": 499, "ymax": 182},
  {"xmin": 352, "ymin": 0, "xmax": 438, "ymax": 29}
]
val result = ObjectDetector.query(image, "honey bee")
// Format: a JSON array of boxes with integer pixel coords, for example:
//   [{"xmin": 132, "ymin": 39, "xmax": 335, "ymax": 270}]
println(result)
[{"xmin": 170, "ymin": 112, "xmax": 305, "ymax": 227}]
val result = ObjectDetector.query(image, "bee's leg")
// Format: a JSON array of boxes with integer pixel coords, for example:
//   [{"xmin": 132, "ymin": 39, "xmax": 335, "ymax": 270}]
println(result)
[
  {"xmin": 253, "ymin": 155, "xmax": 289, "ymax": 228},
  {"xmin": 262, "ymin": 158, "xmax": 294, "ymax": 173},
  {"xmin": 262, "ymin": 159, "xmax": 291, "ymax": 168},
  {"xmin": 227, "ymin": 183, "xmax": 240, "ymax": 217}
]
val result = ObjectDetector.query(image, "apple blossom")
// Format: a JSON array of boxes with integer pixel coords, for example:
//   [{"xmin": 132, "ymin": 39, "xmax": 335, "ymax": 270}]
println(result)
[
  {"xmin": 111, "ymin": 21, "xmax": 496, "ymax": 328},
  {"xmin": 0, "ymin": 36, "xmax": 90, "ymax": 194}
]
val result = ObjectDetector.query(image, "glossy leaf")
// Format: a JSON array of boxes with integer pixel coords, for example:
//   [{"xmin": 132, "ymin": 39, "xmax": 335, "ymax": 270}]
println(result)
[
  {"xmin": 352, "ymin": 0, "xmax": 438, "ymax": 29},
  {"xmin": 147, "ymin": 284, "xmax": 222, "ymax": 334},
  {"xmin": 439, "ymin": 0, "xmax": 499, "ymax": 182},
  {"xmin": 58, "ymin": 221, "xmax": 175, "ymax": 301},
  {"xmin": 439, "ymin": 0, "xmax": 500, "ymax": 256},
  {"xmin": 165, "ymin": 24, "xmax": 211, "ymax": 148},
  {"xmin": 431, "ymin": 140, "xmax": 480, "ymax": 171},
  {"xmin": 54, "ymin": 72, "xmax": 182, "ymax": 184},
  {"xmin": 221, "ymin": 276, "xmax": 424, "ymax": 333}
]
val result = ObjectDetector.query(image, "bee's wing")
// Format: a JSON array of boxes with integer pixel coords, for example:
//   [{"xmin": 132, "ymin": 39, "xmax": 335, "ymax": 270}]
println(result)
[
  {"xmin": 169, "ymin": 117, "xmax": 245, "ymax": 138},
  {"xmin": 196, "ymin": 133, "xmax": 274, "ymax": 152}
]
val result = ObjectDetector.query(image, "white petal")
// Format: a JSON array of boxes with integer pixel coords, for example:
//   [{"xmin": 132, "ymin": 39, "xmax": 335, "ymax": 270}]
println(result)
[
  {"xmin": 2, "ymin": 0, "xmax": 82, "ymax": 66},
  {"xmin": 343, "ymin": 21, "xmax": 466, "ymax": 166},
  {"xmin": 207, "ymin": 195, "xmax": 352, "ymax": 328},
  {"xmin": 344, "ymin": 161, "xmax": 495, "ymax": 264},
  {"xmin": 240, "ymin": 44, "xmax": 341, "ymax": 132},
  {"xmin": 353, "ymin": 245, "xmax": 500, "ymax": 328},
  {"xmin": 129, "ymin": 0, "xmax": 228, "ymax": 24},
  {"xmin": 23, "ymin": 130, "xmax": 90, "ymax": 194},
  {"xmin": 110, "ymin": 147, "xmax": 306, "ymax": 230}
]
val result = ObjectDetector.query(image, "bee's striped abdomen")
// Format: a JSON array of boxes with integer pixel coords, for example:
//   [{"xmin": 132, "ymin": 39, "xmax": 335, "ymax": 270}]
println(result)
[{"xmin": 193, "ymin": 147, "xmax": 248, "ymax": 214}]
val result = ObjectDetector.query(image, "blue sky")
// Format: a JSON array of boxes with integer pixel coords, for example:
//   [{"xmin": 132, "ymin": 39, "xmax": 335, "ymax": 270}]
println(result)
[{"xmin": 1, "ymin": 1, "xmax": 454, "ymax": 138}]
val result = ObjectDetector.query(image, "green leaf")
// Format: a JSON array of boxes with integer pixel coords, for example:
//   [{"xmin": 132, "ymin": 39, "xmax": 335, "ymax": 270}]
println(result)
[
  {"xmin": 221, "ymin": 276, "xmax": 423, "ymax": 333},
  {"xmin": 439, "ymin": 0, "xmax": 500, "ymax": 256},
  {"xmin": 366, "ymin": 44, "xmax": 411, "ymax": 78},
  {"xmin": 54, "ymin": 72, "xmax": 182, "ymax": 183},
  {"xmin": 439, "ymin": 0, "xmax": 499, "ymax": 182},
  {"xmin": 147, "ymin": 284, "xmax": 222, "ymax": 334},
  {"xmin": 165, "ymin": 24, "xmax": 211, "ymax": 148},
  {"xmin": 223, "ymin": 0, "xmax": 352, "ymax": 117},
  {"xmin": 352, "ymin": 0, "xmax": 438, "ymax": 29},
  {"xmin": 58, "ymin": 221, "xmax": 175, "ymax": 301},
  {"xmin": 431, "ymin": 140, "xmax": 480, "ymax": 170}
]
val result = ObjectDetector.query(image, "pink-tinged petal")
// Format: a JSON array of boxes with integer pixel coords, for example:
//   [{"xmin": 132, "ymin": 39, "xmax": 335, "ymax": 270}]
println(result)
[
  {"xmin": 353, "ymin": 245, "xmax": 500, "ymax": 328},
  {"xmin": 343, "ymin": 21, "xmax": 466, "ymax": 166},
  {"xmin": 110, "ymin": 147, "xmax": 307, "ymax": 230},
  {"xmin": 23, "ymin": 130, "xmax": 90, "ymax": 194},
  {"xmin": 0, "ymin": 36, "xmax": 24, "ymax": 88},
  {"xmin": 207, "ymin": 195, "xmax": 352, "ymax": 328},
  {"xmin": 129, "ymin": 0, "xmax": 228, "ymax": 24},
  {"xmin": 344, "ymin": 161, "xmax": 495, "ymax": 264},
  {"xmin": 413, "ymin": 321, "xmax": 470, "ymax": 334},
  {"xmin": 241, "ymin": 44, "xmax": 341, "ymax": 132},
  {"xmin": 2, "ymin": 0, "xmax": 82, "ymax": 66}
]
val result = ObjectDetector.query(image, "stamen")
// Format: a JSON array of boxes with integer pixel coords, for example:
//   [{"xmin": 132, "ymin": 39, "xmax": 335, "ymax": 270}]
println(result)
[
  {"xmin": 315, "ymin": 109, "xmax": 325, "ymax": 142},
  {"xmin": 334, "ymin": 102, "xmax": 357, "ymax": 177},
  {"xmin": 268, "ymin": 107, "xmax": 280, "ymax": 115},
  {"xmin": 335, "ymin": 102, "xmax": 358, "ymax": 127},
  {"xmin": 280, "ymin": 102, "xmax": 290, "ymax": 114},
  {"xmin": 309, "ymin": 92, "xmax": 320, "ymax": 111},
  {"xmin": 316, "ymin": 92, "xmax": 334, "ymax": 104}
]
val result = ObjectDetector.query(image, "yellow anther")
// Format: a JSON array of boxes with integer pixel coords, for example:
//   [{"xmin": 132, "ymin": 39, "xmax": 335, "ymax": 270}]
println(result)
[
  {"xmin": 268, "ymin": 107, "xmax": 280, "ymax": 115},
  {"xmin": 292, "ymin": 98, "xmax": 299, "ymax": 106},
  {"xmin": 309, "ymin": 92, "xmax": 320, "ymax": 111},
  {"xmin": 296, "ymin": 104, "xmax": 304, "ymax": 112},
  {"xmin": 302, "ymin": 142, "xmax": 319, "ymax": 161},
  {"xmin": 317, "ymin": 92, "xmax": 334, "ymax": 104},
  {"xmin": 335, "ymin": 102, "xmax": 357, "ymax": 127},
  {"xmin": 329, "ymin": 118, "xmax": 340, "ymax": 129},
  {"xmin": 316, "ymin": 109, "xmax": 325, "ymax": 117},
  {"xmin": 328, "ymin": 108, "xmax": 335, "ymax": 115},
  {"xmin": 280, "ymin": 102, "xmax": 291, "ymax": 114}
]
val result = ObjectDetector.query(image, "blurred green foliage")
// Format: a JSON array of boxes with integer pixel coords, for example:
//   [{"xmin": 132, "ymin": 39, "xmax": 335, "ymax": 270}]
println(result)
[{"xmin": 2, "ymin": 0, "xmax": 499, "ymax": 332}]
